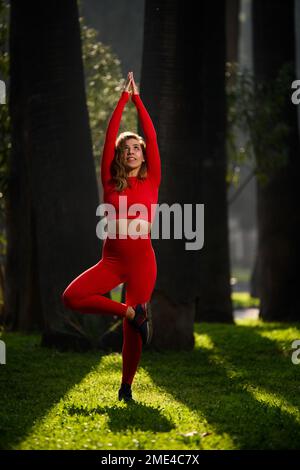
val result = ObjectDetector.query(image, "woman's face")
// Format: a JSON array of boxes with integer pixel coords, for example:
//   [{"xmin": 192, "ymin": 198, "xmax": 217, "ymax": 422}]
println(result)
[{"xmin": 122, "ymin": 138, "xmax": 144, "ymax": 170}]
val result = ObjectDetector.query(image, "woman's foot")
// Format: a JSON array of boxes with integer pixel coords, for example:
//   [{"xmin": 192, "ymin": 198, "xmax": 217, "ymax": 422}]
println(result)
[
  {"xmin": 129, "ymin": 302, "xmax": 153, "ymax": 345},
  {"xmin": 118, "ymin": 383, "xmax": 133, "ymax": 402},
  {"xmin": 125, "ymin": 306, "xmax": 135, "ymax": 320}
]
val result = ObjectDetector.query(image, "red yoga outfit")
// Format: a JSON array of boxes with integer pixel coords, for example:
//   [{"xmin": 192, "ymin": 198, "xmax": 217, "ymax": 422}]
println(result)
[{"xmin": 62, "ymin": 91, "xmax": 161, "ymax": 385}]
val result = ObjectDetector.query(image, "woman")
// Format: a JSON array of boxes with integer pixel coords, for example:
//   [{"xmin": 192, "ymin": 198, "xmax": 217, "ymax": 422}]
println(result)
[{"xmin": 62, "ymin": 72, "xmax": 161, "ymax": 402}]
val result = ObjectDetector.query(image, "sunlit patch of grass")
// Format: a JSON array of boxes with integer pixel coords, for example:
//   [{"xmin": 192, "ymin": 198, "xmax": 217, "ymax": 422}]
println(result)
[
  {"xmin": 1, "ymin": 320, "xmax": 300, "ymax": 450},
  {"xmin": 232, "ymin": 291, "xmax": 260, "ymax": 308}
]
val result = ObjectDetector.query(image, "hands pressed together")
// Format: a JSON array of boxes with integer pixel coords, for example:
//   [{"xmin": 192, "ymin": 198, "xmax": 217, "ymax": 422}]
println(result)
[{"xmin": 123, "ymin": 71, "xmax": 139, "ymax": 95}]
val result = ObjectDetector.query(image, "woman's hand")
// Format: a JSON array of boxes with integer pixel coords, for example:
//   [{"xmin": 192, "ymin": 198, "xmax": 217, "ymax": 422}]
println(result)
[
  {"xmin": 129, "ymin": 71, "xmax": 139, "ymax": 95},
  {"xmin": 123, "ymin": 72, "xmax": 133, "ymax": 94}
]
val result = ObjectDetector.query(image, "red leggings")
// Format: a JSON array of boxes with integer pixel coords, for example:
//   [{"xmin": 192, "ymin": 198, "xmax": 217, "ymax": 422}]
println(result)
[{"xmin": 61, "ymin": 234, "xmax": 157, "ymax": 385}]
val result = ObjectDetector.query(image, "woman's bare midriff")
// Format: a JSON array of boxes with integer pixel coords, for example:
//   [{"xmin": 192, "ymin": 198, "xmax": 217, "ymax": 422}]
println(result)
[{"xmin": 107, "ymin": 218, "xmax": 152, "ymax": 236}]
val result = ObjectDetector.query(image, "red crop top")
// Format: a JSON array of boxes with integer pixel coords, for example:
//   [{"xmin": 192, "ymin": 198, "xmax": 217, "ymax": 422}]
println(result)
[{"xmin": 100, "ymin": 91, "xmax": 161, "ymax": 223}]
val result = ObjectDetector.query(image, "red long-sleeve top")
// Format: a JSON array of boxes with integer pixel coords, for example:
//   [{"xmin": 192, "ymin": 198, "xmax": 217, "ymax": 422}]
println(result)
[{"xmin": 101, "ymin": 91, "xmax": 161, "ymax": 223}]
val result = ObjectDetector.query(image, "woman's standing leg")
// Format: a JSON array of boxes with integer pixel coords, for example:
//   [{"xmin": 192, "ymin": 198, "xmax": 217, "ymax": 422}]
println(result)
[{"xmin": 121, "ymin": 240, "xmax": 157, "ymax": 386}]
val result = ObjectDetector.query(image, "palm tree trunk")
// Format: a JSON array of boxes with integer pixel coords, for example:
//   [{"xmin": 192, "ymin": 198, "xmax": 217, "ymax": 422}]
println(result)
[
  {"xmin": 140, "ymin": 0, "xmax": 232, "ymax": 350},
  {"xmin": 5, "ymin": 0, "xmax": 110, "ymax": 348},
  {"xmin": 194, "ymin": 0, "xmax": 233, "ymax": 323},
  {"xmin": 252, "ymin": 0, "xmax": 300, "ymax": 321},
  {"xmin": 226, "ymin": 0, "xmax": 240, "ymax": 64}
]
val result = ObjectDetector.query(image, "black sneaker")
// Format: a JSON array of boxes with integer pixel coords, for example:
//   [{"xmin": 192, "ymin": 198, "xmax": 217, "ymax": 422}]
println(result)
[
  {"xmin": 130, "ymin": 302, "xmax": 153, "ymax": 345},
  {"xmin": 118, "ymin": 383, "xmax": 133, "ymax": 402}
]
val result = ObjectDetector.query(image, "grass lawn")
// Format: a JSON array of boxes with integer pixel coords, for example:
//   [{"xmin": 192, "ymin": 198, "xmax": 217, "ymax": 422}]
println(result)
[
  {"xmin": 232, "ymin": 292, "xmax": 260, "ymax": 309},
  {"xmin": 0, "ymin": 319, "xmax": 300, "ymax": 450}
]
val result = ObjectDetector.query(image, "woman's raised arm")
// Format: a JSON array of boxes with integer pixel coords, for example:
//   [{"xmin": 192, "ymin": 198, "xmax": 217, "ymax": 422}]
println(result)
[
  {"xmin": 100, "ymin": 82, "xmax": 131, "ymax": 187},
  {"xmin": 130, "ymin": 73, "xmax": 161, "ymax": 186}
]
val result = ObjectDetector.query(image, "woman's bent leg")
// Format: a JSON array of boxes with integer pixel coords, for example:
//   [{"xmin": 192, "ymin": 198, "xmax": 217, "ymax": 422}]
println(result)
[{"xmin": 61, "ymin": 259, "xmax": 127, "ymax": 318}]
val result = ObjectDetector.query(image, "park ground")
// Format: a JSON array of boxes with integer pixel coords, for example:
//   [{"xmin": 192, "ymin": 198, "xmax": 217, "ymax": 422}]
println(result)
[{"xmin": 1, "ymin": 314, "xmax": 300, "ymax": 450}]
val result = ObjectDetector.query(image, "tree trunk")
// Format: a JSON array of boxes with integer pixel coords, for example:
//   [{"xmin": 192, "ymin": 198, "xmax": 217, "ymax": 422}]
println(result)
[
  {"xmin": 226, "ymin": 0, "xmax": 240, "ymax": 64},
  {"xmin": 195, "ymin": 0, "xmax": 233, "ymax": 323},
  {"xmin": 5, "ymin": 0, "xmax": 111, "ymax": 349},
  {"xmin": 140, "ymin": 0, "xmax": 232, "ymax": 351},
  {"xmin": 295, "ymin": 0, "xmax": 300, "ymax": 140},
  {"xmin": 252, "ymin": 0, "xmax": 300, "ymax": 321}
]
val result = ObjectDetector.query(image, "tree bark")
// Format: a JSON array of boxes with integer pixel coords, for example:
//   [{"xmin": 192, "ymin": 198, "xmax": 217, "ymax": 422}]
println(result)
[
  {"xmin": 140, "ymin": 0, "xmax": 232, "ymax": 351},
  {"xmin": 252, "ymin": 0, "xmax": 300, "ymax": 321},
  {"xmin": 195, "ymin": 0, "xmax": 233, "ymax": 323},
  {"xmin": 226, "ymin": 0, "xmax": 240, "ymax": 64},
  {"xmin": 5, "ymin": 0, "xmax": 111, "ymax": 348}
]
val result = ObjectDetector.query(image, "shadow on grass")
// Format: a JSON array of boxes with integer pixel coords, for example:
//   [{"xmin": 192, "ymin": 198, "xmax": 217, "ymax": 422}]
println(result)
[
  {"xmin": 0, "ymin": 333, "xmax": 105, "ymax": 449},
  {"xmin": 64, "ymin": 402, "xmax": 175, "ymax": 433},
  {"xmin": 2, "ymin": 322, "xmax": 300, "ymax": 450},
  {"xmin": 205, "ymin": 321, "xmax": 300, "ymax": 413},
  {"xmin": 141, "ymin": 321, "xmax": 300, "ymax": 449}
]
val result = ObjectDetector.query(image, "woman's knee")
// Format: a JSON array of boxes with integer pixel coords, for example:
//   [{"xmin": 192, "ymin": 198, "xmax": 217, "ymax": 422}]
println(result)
[{"xmin": 61, "ymin": 288, "xmax": 75, "ymax": 309}]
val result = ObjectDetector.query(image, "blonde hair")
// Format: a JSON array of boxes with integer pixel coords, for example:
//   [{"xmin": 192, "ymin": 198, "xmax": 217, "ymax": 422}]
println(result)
[{"xmin": 110, "ymin": 132, "xmax": 147, "ymax": 191}]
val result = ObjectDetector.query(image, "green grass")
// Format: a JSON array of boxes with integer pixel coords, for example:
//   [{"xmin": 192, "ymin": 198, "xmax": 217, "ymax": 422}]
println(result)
[
  {"xmin": 1, "ymin": 320, "xmax": 300, "ymax": 450},
  {"xmin": 110, "ymin": 287, "xmax": 122, "ymax": 303},
  {"xmin": 232, "ymin": 292, "xmax": 260, "ymax": 309}
]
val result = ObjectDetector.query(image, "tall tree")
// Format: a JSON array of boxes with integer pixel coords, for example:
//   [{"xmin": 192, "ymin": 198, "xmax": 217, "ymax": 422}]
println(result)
[
  {"xmin": 252, "ymin": 0, "xmax": 300, "ymax": 321},
  {"xmin": 5, "ymin": 0, "xmax": 110, "ymax": 348},
  {"xmin": 295, "ymin": 0, "xmax": 300, "ymax": 139},
  {"xmin": 194, "ymin": 0, "xmax": 233, "ymax": 323},
  {"xmin": 140, "ymin": 0, "xmax": 232, "ymax": 351},
  {"xmin": 0, "ymin": 0, "xmax": 9, "ymax": 320},
  {"xmin": 226, "ymin": 0, "xmax": 240, "ymax": 65}
]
